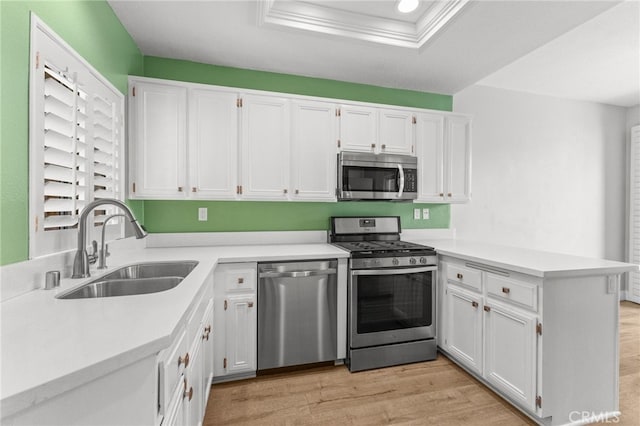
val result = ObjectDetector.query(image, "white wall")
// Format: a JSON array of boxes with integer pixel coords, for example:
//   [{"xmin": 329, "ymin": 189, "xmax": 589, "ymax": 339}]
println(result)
[{"xmin": 452, "ymin": 85, "xmax": 628, "ymax": 261}]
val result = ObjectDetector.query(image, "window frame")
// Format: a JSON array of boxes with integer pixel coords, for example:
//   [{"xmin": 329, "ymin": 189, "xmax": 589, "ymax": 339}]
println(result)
[{"xmin": 28, "ymin": 14, "xmax": 126, "ymax": 259}]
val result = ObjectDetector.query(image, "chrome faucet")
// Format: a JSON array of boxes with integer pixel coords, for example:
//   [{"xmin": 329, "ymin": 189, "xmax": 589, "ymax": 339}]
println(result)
[
  {"xmin": 97, "ymin": 214, "xmax": 125, "ymax": 270},
  {"xmin": 72, "ymin": 198, "xmax": 147, "ymax": 278}
]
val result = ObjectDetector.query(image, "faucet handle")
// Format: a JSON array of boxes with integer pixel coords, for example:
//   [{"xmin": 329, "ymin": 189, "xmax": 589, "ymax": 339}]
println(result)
[{"xmin": 88, "ymin": 240, "xmax": 98, "ymax": 264}]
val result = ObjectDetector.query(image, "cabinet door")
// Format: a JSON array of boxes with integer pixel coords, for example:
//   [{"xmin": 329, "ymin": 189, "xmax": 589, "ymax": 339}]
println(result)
[
  {"xmin": 163, "ymin": 375, "xmax": 187, "ymax": 426},
  {"xmin": 201, "ymin": 300, "xmax": 214, "ymax": 404},
  {"xmin": 339, "ymin": 104, "xmax": 377, "ymax": 153},
  {"xmin": 416, "ymin": 113, "xmax": 445, "ymax": 202},
  {"xmin": 225, "ymin": 294, "xmax": 257, "ymax": 374},
  {"xmin": 290, "ymin": 100, "xmax": 337, "ymax": 201},
  {"xmin": 445, "ymin": 115, "xmax": 471, "ymax": 203},
  {"xmin": 484, "ymin": 300, "xmax": 537, "ymax": 412},
  {"xmin": 444, "ymin": 286, "xmax": 483, "ymax": 374},
  {"xmin": 379, "ymin": 108, "xmax": 414, "ymax": 155},
  {"xmin": 185, "ymin": 335, "xmax": 204, "ymax": 426},
  {"xmin": 240, "ymin": 94, "xmax": 290, "ymax": 199},
  {"xmin": 188, "ymin": 89, "xmax": 238, "ymax": 199},
  {"xmin": 131, "ymin": 82, "xmax": 187, "ymax": 199}
]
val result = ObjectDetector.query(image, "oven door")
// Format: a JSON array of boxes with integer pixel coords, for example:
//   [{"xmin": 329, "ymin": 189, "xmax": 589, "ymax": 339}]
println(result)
[{"xmin": 349, "ymin": 266, "xmax": 436, "ymax": 349}]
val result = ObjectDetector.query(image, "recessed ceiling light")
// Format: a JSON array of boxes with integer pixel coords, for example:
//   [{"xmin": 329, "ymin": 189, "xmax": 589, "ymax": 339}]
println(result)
[{"xmin": 397, "ymin": 0, "xmax": 419, "ymax": 14}]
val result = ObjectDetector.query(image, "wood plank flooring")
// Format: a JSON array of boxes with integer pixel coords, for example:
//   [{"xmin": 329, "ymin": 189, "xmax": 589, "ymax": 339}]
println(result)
[{"xmin": 204, "ymin": 302, "xmax": 640, "ymax": 425}]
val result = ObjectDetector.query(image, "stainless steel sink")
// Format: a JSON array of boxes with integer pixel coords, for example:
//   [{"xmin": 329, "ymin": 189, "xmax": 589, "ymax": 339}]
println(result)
[{"xmin": 56, "ymin": 261, "xmax": 199, "ymax": 299}]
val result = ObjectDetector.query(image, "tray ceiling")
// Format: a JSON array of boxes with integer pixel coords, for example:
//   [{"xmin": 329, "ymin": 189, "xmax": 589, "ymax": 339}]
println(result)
[{"xmin": 108, "ymin": 0, "xmax": 638, "ymax": 107}]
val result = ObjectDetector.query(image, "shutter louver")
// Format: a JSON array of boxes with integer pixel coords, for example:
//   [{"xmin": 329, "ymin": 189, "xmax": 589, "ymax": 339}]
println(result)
[
  {"xmin": 630, "ymin": 126, "xmax": 640, "ymax": 302},
  {"xmin": 92, "ymin": 94, "xmax": 121, "ymax": 225},
  {"xmin": 42, "ymin": 66, "xmax": 88, "ymax": 231}
]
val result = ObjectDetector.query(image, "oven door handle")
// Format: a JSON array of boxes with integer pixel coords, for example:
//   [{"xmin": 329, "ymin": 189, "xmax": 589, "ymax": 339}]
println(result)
[
  {"xmin": 397, "ymin": 164, "xmax": 405, "ymax": 198},
  {"xmin": 351, "ymin": 266, "xmax": 437, "ymax": 276}
]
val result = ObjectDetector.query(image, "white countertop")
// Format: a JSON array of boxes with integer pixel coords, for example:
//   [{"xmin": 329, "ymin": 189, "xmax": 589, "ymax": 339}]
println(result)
[
  {"xmin": 407, "ymin": 238, "xmax": 637, "ymax": 278},
  {"xmin": 2, "ymin": 237, "xmax": 636, "ymax": 418},
  {"xmin": 0, "ymin": 243, "xmax": 349, "ymax": 418}
]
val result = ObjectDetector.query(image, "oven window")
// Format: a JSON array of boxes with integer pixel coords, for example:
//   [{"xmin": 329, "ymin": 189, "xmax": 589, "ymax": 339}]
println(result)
[
  {"xmin": 356, "ymin": 272, "xmax": 432, "ymax": 334},
  {"xmin": 343, "ymin": 166, "xmax": 399, "ymax": 193}
]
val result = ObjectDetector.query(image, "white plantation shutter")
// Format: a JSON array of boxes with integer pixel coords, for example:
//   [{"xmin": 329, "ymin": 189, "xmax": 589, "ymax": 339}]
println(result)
[
  {"xmin": 629, "ymin": 125, "xmax": 640, "ymax": 303},
  {"xmin": 42, "ymin": 66, "xmax": 87, "ymax": 230},
  {"xmin": 30, "ymin": 16, "xmax": 125, "ymax": 258}
]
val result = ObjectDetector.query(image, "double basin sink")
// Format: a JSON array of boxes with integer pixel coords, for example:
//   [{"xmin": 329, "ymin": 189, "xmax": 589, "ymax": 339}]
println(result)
[{"xmin": 56, "ymin": 261, "xmax": 199, "ymax": 299}]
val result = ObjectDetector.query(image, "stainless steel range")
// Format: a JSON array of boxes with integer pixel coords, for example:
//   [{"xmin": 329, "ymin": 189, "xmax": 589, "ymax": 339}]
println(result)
[{"xmin": 330, "ymin": 216, "xmax": 438, "ymax": 372}]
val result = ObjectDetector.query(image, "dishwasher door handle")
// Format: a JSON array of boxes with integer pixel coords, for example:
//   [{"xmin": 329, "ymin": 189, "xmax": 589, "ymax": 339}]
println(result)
[{"xmin": 259, "ymin": 269, "xmax": 337, "ymax": 279}]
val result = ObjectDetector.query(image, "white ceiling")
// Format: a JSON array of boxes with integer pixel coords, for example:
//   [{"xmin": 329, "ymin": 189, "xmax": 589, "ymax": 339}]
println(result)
[{"xmin": 108, "ymin": 0, "xmax": 640, "ymax": 107}]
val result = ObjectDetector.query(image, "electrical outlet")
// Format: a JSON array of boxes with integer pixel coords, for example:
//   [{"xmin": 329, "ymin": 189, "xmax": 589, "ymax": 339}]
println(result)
[
  {"xmin": 607, "ymin": 276, "xmax": 617, "ymax": 294},
  {"xmin": 414, "ymin": 209, "xmax": 421, "ymax": 220},
  {"xmin": 422, "ymin": 208, "xmax": 430, "ymax": 220},
  {"xmin": 198, "ymin": 207, "xmax": 208, "ymax": 221}
]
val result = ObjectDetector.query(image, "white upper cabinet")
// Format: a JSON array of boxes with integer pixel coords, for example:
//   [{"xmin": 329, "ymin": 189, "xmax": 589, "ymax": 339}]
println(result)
[
  {"xmin": 188, "ymin": 89, "xmax": 238, "ymax": 199},
  {"xmin": 378, "ymin": 108, "xmax": 414, "ymax": 155},
  {"xmin": 240, "ymin": 94, "xmax": 290, "ymax": 200},
  {"xmin": 338, "ymin": 104, "xmax": 378, "ymax": 153},
  {"xmin": 339, "ymin": 105, "xmax": 414, "ymax": 155},
  {"xmin": 446, "ymin": 115, "xmax": 472, "ymax": 203},
  {"xmin": 416, "ymin": 113, "xmax": 445, "ymax": 201},
  {"xmin": 290, "ymin": 100, "xmax": 337, "ymax": 201},
  {"xmin": 131, "ymin": 81, "xmax": 187, "ymax": 198},
  {"xmin": 416, "ymin": 112, "xmax": 471, "ymax": 203},
  {"xmin": 129, "ymin": 77, "xmax": 471, "ymax": 202},
  {"xmin": 129, "ymin": 78, "xmax": 238, "ymax": 200}
]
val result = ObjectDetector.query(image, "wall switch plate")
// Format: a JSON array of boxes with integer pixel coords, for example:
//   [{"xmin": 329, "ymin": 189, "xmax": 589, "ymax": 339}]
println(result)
[
  {"xmin": 198, "ymin": 207, "xmax": 208, "ymax": 222},
  {"xmin": 422, "ymin": 208, "xmax": 430, "ymax": 220},
  {"xmin": 414, "ymin": 209, "xmax": 421, "ymax": 220},
  {"xmin": 607, "ymin": 276, "xmax": 617, "ymax": 294}
]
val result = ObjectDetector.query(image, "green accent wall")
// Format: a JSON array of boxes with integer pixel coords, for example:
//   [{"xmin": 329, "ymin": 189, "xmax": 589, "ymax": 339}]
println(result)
[
  {"xmin": 0, "ymin": 6, "xmax": 453, "ymax": 266},
  {"xmin": 144, "ymin": 201, "xmax": 449, "ymax": 233},
  {"xmin": 143, "ymin": 56, "xmax": 453, "ymax": 111},
  {"xmin": 0, "ymin": 0, "xmax": 143, "ymax": 266},
  {"xmin": 141, "ymin": 57, "xmax": 452, "ymax": 234}
]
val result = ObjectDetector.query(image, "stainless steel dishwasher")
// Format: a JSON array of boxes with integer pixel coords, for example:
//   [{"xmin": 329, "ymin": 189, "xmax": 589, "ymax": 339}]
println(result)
[{"xmin": 258, "ymin": 260, "xmax": 338, "ymax": 370}]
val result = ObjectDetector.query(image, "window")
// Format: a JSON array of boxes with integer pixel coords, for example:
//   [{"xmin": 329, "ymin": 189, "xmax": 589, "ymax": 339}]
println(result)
[
  {"xmin": 29, "ymin": 15, "xmax": 125, "ymax": 258},
  {"xmin": 629, "ymin": 125, "xmax": 640, "ymax": 303}
]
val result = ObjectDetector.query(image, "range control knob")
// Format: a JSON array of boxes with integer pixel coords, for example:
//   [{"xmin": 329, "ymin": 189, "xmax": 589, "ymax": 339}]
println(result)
[
  {"xmin": 409, "ymin": 258, "xmax": 417, "ymax": 265},
  {"xmin": 420, "ymin": 257, "xmax": 427, "ymax": 264},
  {"xmin": 392, "ymin": 258, "xmax": 399, "ymax": 266}
]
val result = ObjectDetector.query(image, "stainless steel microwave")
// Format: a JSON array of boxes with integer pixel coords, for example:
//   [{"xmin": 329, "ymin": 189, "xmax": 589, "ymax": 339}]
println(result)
[{"xmin": 337, "ymin": 151, "xmax": 418, "ymax": 201}]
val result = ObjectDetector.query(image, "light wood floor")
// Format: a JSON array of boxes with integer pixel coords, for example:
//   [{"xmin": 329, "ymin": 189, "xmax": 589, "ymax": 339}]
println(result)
[{"xmin": 204, "ymin": 302, "xmax": 640, "ymax": 425}]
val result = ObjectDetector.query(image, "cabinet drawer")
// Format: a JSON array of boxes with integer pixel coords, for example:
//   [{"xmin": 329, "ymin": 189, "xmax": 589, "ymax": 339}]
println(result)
[
  {"xmin": 159, "ymin": 326, "xmax": 188, "ymax": 414},
  {"xmin": 187, "ymin": 284, "xmax": 212, "ymax": 345},
  {"xmin": 218, "ymin": 264, "xmax": 257, "ymax": 292},
  {"xmin": 446, "ymin": 263, "xmax": 482, "ymax": 292},
  {"xmin": 486, "ymin": 274, "xmax": 537, "ymax": 311}
]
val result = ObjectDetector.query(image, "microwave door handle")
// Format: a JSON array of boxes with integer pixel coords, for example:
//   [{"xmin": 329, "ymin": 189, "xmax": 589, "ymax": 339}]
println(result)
[{"xmin": 397, "ymin": 164, "xmax": 405, "ymax": 198}]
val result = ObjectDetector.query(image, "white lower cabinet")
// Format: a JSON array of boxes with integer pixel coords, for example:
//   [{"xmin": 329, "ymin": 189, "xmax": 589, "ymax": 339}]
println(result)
[
  {"xmin": 443, "ymin": 285, "xmax": 483, "ymax": 374},
  {"xmin": 440, "ymin": 258, "xmax": 541, "ymax": 417},
  {"xmin": 483, "ymin": 299, "xmax": 537, "ymax": 411},
  {"xmin": 440, "ymin": 256, "xmax": 623, "ymax": 425},
  {"xmin": 213, "ymin": 263, "xmax": 258, "ymax": 381},
  {"xmin": 161, "ymin": 279, "xmax": 213, "ymax": 426}
]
